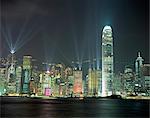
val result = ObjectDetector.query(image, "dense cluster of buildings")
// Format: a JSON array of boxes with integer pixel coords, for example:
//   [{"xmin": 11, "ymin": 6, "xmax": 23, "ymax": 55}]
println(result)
[{"xmin": 0, "ymin": 26, "xmax": 149, "ymax": 97}]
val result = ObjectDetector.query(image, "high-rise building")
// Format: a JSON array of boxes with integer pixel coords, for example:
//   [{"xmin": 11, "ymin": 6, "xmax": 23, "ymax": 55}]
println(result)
[
  {"xmin": 73, "ymin": 70, "xmax": 83, "ymax": 97},
  {"xmin": 23, "ymin": 56, "xmax": 32, "ymax": 70},
  {"xmin": 7, "ymin": 53, "xmax": 16, "ymax": 81},
  {"xmin": 22, "ymin": 56, "xmax": 32, "ymax": 94},
  {"xmin": 6, "ymin": 53, "xmax": 17, "ymax": 94},
  {"xmin": 97, "ymin": 70, "xmax": 102, "ymax": 96},
  {"xmin": 0, "ymin": 67, "xmax": 7, "ymax": 95},
  {"xmin": 88, "ymin": 68, "xmax": 101, "ymax": 97},
  {"xmin": 101, "ymin": 25, "xmax": 114, "ymax": 96},
  {"xmin": 88, "ymin": 68, "xmax": 93, "ymax": 96},
  {"xmin": 41, "ymin": 72, "xmax": 51, "ymax": 96},
  {"xmin": 112, "ymin": 73, "xmax": 122, "ymax": 95},
  {"xmin": 142, "ymin": 64, "xmax": 150, "ymax": 96},
  {"xmin": 135, "ymin": 52, "xmax": 145, "ymax": 93},
  {"xmin": 7, "ymin": 54, "xmax": 16, "ymax": 91},
  {"xmin": 135, "ymin": 52, "xmax": 144, "ymax": 78},
  {"xmin": 123, "ymin": 66, "xmax": 135, "ymax": 95},
  {"xmin": 67, "ymin": 75, "xmax": 74, "ymax": 97},
  {"xmin": 16, "ymin": 66, "xmax": 22, "ymax": 94}
]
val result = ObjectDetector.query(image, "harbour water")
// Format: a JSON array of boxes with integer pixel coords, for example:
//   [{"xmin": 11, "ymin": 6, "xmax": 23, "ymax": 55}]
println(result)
[{"xmin": 1, "ymin": 97, "xmax": 149, "ymax": 118}]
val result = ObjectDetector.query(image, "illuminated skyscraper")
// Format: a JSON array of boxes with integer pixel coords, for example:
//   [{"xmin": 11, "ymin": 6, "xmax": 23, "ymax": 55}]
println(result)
[
  {"xmin": 7, "ymin": 53, "xmax": 16, "ymax": 83},
  {"xmin": 102, "ymin": 25, "xmax": 114, "ymax": 96},
  {"xmin": 16, "ymin": 66, "xmax": 22, "ymax": 94},
  {"xmin": 23, "ymin": 56, "xmax": 32, "ymax": 70},
  {"xmin": 142, "ymin": 64, "xmax": 150, "ymax": 96},
  {"xmin": 135, "ymin": 52, "xmax": 144, "ymax": 78},
  {"xmin": 135, "ymin": 52, "xmax": 144, "ymax": 93},
  {"xmin": 73, "ymin": 70, "xmax": 83, "ymax": 97},
  {"xmin": 7, "ymin": 53, "xmax": 16, "ymax": 94},
  {"xmin": 88, "ymin": 69, "xmax": 101, "ymax": 97},
  {"xmin": 22, "ymin": 56, "xmax": 32, "ymax": 94}
]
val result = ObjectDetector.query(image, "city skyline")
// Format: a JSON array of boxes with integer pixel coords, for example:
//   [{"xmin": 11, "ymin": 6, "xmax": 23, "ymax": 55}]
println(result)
[
  {"xmin": 0, "ymin": 1, "xmax": 149, "ymax": 118},
  {"xmin": 0, "ymin": 0, "xmax": 149, "ymax": 73}
]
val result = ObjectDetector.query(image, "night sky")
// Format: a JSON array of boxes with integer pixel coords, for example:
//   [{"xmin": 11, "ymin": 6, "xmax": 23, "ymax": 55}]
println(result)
[{"xmin": 0, "ymin": 0, "xmax": 149, "ymax": 72}]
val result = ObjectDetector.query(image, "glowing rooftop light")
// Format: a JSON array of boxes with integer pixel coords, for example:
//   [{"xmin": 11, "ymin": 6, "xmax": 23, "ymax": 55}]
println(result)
[
  {"xmin": 103, "ymin": 25, "xmax": 112, "ymax": 31},
  {"xmin": 10, "ymin": 50, "xmax": 15, "ymax": 54},
  {"xmin": 46, "ymin": 70, "xmax": 50, "ymax": 74}
]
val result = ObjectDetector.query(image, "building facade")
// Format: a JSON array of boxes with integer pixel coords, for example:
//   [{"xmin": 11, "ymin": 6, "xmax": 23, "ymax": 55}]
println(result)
[
  {"xmin": 73, "ymin": 70, "xmax": 83, "ymax": 97},
  {"xmin": 22, "ymin": 56, "xmax": 32, "ymax": 94},
  {"xmin": 101, "ymin": 25, "xmax": 114, "ymax": 96},
  {"xmin": 142, "ymin": 64, "xmax": 150, "ymax": 96},
  {"xmin": 88, "ymin": 69, "xmax": 101, "ymax": 97}
]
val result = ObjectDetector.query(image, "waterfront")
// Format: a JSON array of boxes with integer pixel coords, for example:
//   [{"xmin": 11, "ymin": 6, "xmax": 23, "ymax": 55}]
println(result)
[{"xmin": 1, "ymin": 97, "xmax": 149, "ymax": 118}]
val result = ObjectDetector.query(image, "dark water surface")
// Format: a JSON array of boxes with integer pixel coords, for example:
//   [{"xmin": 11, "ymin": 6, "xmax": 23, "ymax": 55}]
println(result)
[{"xmin": 0, "ymin": 97, "xmax": 149, "ymax": 118}]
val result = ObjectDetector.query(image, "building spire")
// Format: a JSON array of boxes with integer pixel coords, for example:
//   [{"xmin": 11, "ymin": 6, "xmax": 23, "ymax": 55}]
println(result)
[
  {"xmin": 138, "ymin": 52, "xmax": 141, "ymax": 57},
  {"xmin": 135, "ymin": 52, "xmax": 144, "ymax": 78},
  {"xmin": 136, "ymin": 52, "xmax": 144, "ymax": 62}
]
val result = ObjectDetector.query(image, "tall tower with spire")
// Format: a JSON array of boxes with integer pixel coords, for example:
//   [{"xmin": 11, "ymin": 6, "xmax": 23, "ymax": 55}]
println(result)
[
  {"xmin": 101, "ymin": 25, "xmax": 114, "ymax": 96},
  {"xmin": 135, "ymin": 52, "xmax": 144, "ymax": 78}
]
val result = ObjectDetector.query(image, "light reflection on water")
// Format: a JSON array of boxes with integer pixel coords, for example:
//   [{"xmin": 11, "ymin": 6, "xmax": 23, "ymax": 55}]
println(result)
[{"xmin": 1, "ymin": 97, "xmax": 149, "ymax": 118}]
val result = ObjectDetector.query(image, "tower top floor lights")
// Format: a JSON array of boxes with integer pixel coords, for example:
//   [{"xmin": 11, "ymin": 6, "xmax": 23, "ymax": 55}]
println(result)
[
  {"xmin": 102, "ymin": 25, "xmax": 112, "ymax": 32},
  {"xmin": 10, "ymin": 50, "xmax": 15, "ymax": 54},
  {"xmin": 102, "ymin": 26, "xmax": 113, "ymax": 44}
]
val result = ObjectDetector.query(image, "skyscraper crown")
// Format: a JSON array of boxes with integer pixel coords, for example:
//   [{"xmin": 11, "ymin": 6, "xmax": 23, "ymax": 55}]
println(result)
[{"xmin": 103, "ymin": 25, "xmax": 112, "ymax": 32}]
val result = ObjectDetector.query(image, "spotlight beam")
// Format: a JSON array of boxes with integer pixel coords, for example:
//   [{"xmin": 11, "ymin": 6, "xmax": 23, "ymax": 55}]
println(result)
[
  {"xmin": 2, "ymin": 14, "xmax": 39, "ymax": 53},
  {"xmin": 2, "ymin": 28, "xmax": 11, "ymax": 49},
  {"xmin": 15, "ymin": 21, "xmax": 38, "ymax": 52},
  {"xmin": 14, "ymin": 19, "xmax": 29, "ymax": 48},
  {"xmin": 58, "ymin": 49, "xmax": 72, "ymax": 65}
]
